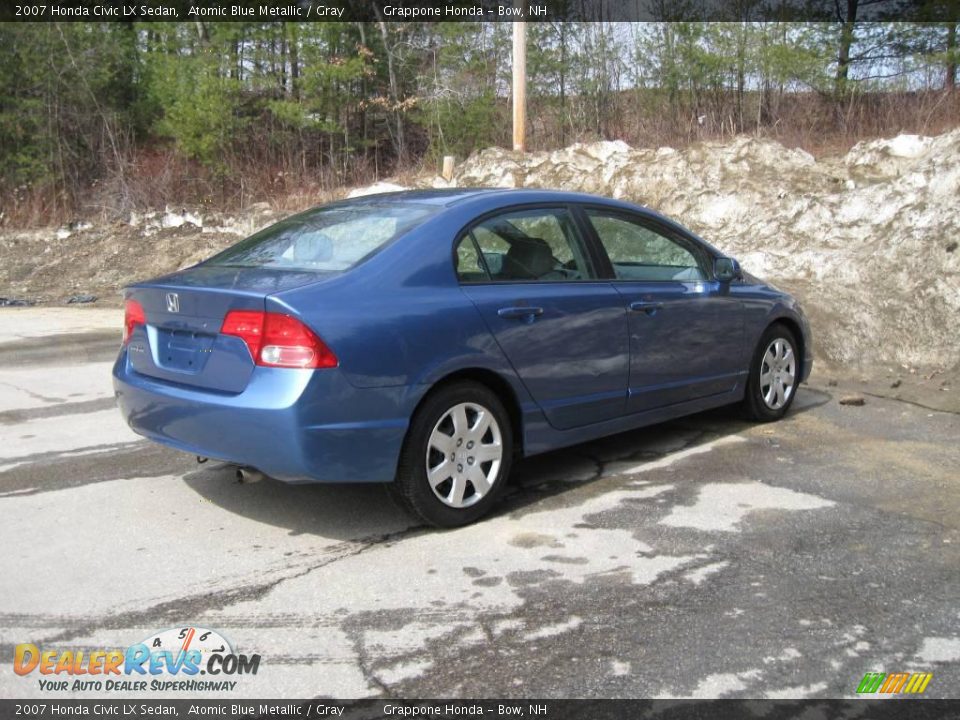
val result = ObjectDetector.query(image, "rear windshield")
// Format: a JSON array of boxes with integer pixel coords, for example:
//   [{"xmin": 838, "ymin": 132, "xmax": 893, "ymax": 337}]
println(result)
[{"xmin": 205, "ymin": 202, "xmax": 437, "ymax": 273}]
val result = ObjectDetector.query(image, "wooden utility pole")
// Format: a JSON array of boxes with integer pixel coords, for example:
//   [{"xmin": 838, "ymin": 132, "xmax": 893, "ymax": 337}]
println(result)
[
  {"xmin": 512, "ymin": 21, "xmax": 527, "ymax": 152},
  {"xmin": 442, "ymin": 155, "xmax": 455, "ymax": 182}
]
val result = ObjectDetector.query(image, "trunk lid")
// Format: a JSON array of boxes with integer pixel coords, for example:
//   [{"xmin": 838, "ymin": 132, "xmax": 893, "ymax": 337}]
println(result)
[{"xmin": 125, "ymin": 265, "xmax": 327, "ymax": 393}]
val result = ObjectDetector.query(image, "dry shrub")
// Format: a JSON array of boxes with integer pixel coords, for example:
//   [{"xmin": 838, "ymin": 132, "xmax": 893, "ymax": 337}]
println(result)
[{"xmin": 2, "ymin": 90, "xmax": 958, "ymax": 230}]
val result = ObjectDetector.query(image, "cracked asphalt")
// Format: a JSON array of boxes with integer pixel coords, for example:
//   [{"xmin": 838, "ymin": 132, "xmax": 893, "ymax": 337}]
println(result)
[{"xmin": 1, "ymin": 308, "xmax": 959, "ymax": 700}]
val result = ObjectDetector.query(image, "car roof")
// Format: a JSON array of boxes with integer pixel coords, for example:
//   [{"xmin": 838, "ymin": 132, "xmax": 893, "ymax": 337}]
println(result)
[
  {"xmin": 337, "ymin": 188, "xmax": 504, "ymax": 207},
  {"xmin": 325, "ymin": 188, "xmax": 729, "ymax": 254},
  {"xmin": 334, "ymin": 188, "xmax": 704, "ymax": 246},
  {"xmin": 342, "ymin": 187, "xmax": 638, "ymax": 209}
]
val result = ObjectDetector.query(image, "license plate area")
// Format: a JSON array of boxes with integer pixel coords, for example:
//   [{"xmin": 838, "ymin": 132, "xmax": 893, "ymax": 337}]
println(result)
[{"xmin": 156, "ymin": 328, "xmax": 216, "ymax": 373}]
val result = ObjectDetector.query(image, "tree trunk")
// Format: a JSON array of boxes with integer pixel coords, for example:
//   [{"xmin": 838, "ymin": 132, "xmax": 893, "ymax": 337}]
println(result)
[
  {"xmin": 559, "ymin": 23, "xmax": 567, "ymax": 146},
  {"xmin": 229, "ymin": 38, "xmax": 238, "ymax": 81},
  {"xmin": 736, "ymin": 22, "xmax": 746, "ymax": 133},
  {"xmin": 835, "ymin": 0, "xmax": 858, "ymax": 96},
  {"xmin": 947, "ymin": 22, "xmax": 957, "ymax": 92},
  {"xmin": 376, "ymin": 20, "xmax": 405, "ymax": 165},
  {"xmin": 357, "ymin": 22, "xmax": 370, "ymax": 167},
  {"xmin": 663, "ymin": 24, "xmax": 678, "ymax": 126},
  {"xmin": 288, "ymin": 27, "xmax": 299, "ymax": 99},
  {"xmin": 278, "ymin": 35, "xmax": 287, "ymax": 97},
  {"xmin": 759, "ymin": 23, "xmax": 772, "ymax": 128}
]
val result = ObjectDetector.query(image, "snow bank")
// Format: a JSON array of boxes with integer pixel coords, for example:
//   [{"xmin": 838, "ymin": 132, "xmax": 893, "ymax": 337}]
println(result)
[
  {"xmin": 3, "ymin": 131, "xmax": 958, "ymax": 370},
  {"xmin": 437, "ymin": 130, "xmax": 960, "ymax": 367}
]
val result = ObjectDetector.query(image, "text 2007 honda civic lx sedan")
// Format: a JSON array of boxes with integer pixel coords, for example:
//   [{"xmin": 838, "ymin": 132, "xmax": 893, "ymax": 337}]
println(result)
[{"xmin": 114, "ymin": 189, "xmax": 812, "ymax": 526}]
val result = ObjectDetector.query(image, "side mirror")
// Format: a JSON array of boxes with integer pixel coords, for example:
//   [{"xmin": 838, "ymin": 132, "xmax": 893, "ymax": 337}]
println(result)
[{"xmin": 714, "ymin": 257, "xmax": 742, "ymax": 283}]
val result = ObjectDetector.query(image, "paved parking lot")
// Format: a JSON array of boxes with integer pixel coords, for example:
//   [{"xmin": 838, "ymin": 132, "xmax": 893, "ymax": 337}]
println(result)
[{"xmin": 1, "ymin": 309, "xmax": 958, "ymax": 699}]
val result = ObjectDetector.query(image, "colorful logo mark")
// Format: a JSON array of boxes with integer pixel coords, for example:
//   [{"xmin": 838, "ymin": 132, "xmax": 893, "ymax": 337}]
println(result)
[
  {"xmin": 13, "ymin": 626, "xmax": 261, "ymax": 692},
  {"xmin": 857, "ymin": 671, "xmax": 932, "ymax": 694}
]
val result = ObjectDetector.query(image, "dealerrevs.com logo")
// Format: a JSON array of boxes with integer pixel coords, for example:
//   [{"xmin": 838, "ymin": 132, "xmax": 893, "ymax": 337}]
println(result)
[{"xmin": 14, "ymin": 626, "xmax": 261, "ymax": 693}]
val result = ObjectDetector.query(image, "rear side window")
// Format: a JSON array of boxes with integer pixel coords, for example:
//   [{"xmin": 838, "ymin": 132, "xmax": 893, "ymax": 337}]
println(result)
[
  {"xmin": 456, "ymin": 207, "xmax": 594, "ymax": 282},
  {"xmin": 206, "ymin": 202, "xmax": 437, "ymax": 273}
]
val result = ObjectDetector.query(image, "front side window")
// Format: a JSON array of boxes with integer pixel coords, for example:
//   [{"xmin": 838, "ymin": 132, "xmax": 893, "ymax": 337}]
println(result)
[
  {"xmin": 456, "ymin": 207, "xmax": 593, "ymax": 282},
  {"xmin": 206, "ymin": 202, "xmax": 437, "ymax": 273},
  {"xmin": 586, "ymin": 211, "xmax": 707, "ymax": 282}
]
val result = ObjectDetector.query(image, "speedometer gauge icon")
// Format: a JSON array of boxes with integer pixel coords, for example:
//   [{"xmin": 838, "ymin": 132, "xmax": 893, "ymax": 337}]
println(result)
[{"xmin": 140, "ymin": 626, "xmax": 234, "ymax": 667}]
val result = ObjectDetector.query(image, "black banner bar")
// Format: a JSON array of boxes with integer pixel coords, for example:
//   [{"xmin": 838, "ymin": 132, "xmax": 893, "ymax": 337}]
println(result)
[
  {"xmin": 1, "ymin": 0, "xmax": 953, "ymax": 23},
  {"xmin": 2, "ymin": 699, "xmax": 959, "ymax": 720}
]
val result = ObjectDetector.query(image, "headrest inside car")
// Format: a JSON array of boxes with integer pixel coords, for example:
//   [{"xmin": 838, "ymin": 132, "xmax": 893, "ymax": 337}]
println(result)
[{"xmin": 502, "ymin": 238, "xmax": 554, "ymax": 279}]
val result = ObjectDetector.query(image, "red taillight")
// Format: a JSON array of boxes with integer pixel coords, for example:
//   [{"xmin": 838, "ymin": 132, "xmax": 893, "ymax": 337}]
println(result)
[
  {"xmin": 123, "ymin": 299, "xmax": 146, "ymax": 345},
  {"xmin": 220, "ymin": 310, "xmax": 337, "ymax": 369},
  {"xmin": 220, "ymin": 310, "xmax": 265, "ymax": 361},
  {"xmin": 259, "ymin": 313, "xmax": 338, "ymax": 368}
]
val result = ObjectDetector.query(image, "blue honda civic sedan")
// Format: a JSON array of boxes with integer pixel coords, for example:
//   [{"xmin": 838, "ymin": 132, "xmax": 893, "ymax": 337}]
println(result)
[{"xmin": 114, "ymin": 189, "xmax": 811, "ymax": 526}]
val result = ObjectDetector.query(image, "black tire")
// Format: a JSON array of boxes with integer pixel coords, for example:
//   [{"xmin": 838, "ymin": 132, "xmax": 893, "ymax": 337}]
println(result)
[
  {"xmin": 742, "ymin": 323, "xmax": 800, "ymax": 422},
  {"xmin": 391, "ymin": 381, "xmax": 513, "ymax": 527}
]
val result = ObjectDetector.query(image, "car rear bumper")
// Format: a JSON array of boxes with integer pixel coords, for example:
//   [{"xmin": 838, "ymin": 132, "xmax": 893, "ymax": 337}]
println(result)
[{"xmin": 113, "ymin": 350, "xmax": 416, "ymax": 483}]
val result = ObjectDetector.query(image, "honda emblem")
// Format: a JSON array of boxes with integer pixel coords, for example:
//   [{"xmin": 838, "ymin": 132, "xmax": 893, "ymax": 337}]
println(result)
[{"xmin": 165, "ymin": 293, "xmax": 180, "ymax": 313}]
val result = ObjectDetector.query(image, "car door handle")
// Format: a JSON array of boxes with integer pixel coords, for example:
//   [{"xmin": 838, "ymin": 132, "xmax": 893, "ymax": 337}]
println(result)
[
  {"xmin": 497, "ymin": 306, "xmax": 544, "ymax": 320},
  {"xmin": 629, "ymin": 300, "xmax": 664, "ymax": 315}
]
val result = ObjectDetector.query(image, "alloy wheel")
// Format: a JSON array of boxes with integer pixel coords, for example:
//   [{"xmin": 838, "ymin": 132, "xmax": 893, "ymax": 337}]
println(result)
[
  {"xmin": 759, "ymin": 338, "xmax": 796, "ymax": 410},
  {"xmin": 425, "ymin": 402, "xmax": 503, "ymax": 508}
]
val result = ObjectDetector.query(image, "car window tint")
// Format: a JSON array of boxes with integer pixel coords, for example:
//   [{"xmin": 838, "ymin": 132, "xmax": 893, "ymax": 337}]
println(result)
[
  {"xmin": 586, "ymin": 211, "xmax": 707, "ymax": 282},
  {"xmin": 205, "ymin": 202, "xmax": 437, "ymax": 273},
  {"xmin": 464, "ymin": 208, "xmax": 593, "ymax": 282}
]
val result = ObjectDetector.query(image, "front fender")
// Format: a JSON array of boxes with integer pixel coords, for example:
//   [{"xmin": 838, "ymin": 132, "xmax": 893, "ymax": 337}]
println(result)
[{"xmin": 735, "ymin": 283, "xmax": 813, "ymax": 384}]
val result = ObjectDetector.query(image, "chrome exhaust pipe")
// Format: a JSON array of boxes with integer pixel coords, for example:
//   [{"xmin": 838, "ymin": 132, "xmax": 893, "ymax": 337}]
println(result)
[{"xmin": 236, "ymin": 467, "xmax": 265, "ymax": 484}]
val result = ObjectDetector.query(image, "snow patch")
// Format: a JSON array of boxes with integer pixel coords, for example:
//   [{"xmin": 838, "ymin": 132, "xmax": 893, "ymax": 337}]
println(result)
[
  {"xmin": 684, "ymin": 561, "xmax": 730, "ymax": 586},
  {"xmin": 660, "ymin": 481, "xmax": 835, "ymax": 532},
  {"xmin": 375, "ymin": 659, "xmax": 433, "ymax": 685},
  {"xmin": 618, "ymin": 435, "xmax": 746, "ymax": 477},
  {"xmin": 657, "ymin": 669, "xmax": 763, "ymax": 699},
  {"xmin": 347, "ymin": 181, "xmax": 408, "ymax": 198},
  {"xmin": 523, "ymin": 616, "xmax": 583, "ymax": 641},
  {"xmin": 764, "ymin": 682, "xmax": 827, "ymax": 699},
  {"xmin": 915, "ymin": 637, "xmax": 960, "ymax": 663}
]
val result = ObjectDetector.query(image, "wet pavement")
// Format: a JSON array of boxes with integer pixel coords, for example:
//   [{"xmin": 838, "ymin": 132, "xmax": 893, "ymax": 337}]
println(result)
[{"xmin": 1, "ymin": 309, "xmax": 958, "ymax": 700}]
